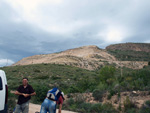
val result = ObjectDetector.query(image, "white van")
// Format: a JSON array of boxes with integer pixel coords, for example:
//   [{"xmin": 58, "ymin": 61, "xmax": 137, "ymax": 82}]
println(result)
[{"xmin": 0, "ymin": 70, "xmax": 8, "ymax": 113}]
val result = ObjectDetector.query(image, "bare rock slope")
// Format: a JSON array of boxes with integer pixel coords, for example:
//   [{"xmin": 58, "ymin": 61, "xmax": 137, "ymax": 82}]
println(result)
[{"xmin": 13, "ymin": 45, "xmax": 148, "ymax": 70}]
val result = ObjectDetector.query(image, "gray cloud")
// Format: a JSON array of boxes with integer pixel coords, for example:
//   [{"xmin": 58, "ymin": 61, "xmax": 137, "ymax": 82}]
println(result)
[{"xmin": 0, "ymin": 0, "xmax": 150, "ymax": 67}]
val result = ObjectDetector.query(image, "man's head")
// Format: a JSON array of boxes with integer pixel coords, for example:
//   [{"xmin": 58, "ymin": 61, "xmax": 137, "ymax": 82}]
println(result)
[{"xmin": 22, "ymin": 77, "xmax": 28, "ymax": 86}]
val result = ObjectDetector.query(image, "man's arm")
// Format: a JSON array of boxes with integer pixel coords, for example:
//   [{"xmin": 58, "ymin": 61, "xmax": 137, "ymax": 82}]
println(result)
[
  {"xmin": 15, "ymin": 91, "xmax": 23, "ymax": 96},
  {"xmin": 29, "ymin": 92, "xmax": 36, "ymax": 96},
  {"xmin": 23, "ymin": 92, "xmax": 36, "ymax": 98},
  {"xmin": 15, "ymin": 91, "xmax": 36, "ymax": 97},
  {"xmin": 15, "ymin": 91, "xmax": 29, "ymax": 97},
  {"xmin": 58, "ymin": 104, "xmax": 62, "ymax": 113}
]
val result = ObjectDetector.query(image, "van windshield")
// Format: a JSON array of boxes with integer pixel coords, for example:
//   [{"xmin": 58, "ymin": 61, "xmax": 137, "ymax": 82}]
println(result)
[{"xmin": 0, "ymin": 77, "xmax": 3, "ymax": 90}]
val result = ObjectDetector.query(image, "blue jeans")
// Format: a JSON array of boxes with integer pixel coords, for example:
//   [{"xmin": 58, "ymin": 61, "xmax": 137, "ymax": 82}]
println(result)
[
  {"xmin": 14, "ymin": 101, "xmax": 29, "ymax": 113},
  {"xmin": 40, "ymin": 98, "xmax": 56, "ymax": 113}
]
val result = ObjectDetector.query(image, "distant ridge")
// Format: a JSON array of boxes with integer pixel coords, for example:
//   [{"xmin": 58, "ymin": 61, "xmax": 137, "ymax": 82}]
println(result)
[
  {"xmin": 106, "ymin": 43, "xmax": 150, "ymax": 61},
  {"xmin": 106, "ymin": 43, "xmax": 150, "ymax": 52},
  {"xmin": 13, "ymin": 44, "xmax": 148, "ymax": 70}
]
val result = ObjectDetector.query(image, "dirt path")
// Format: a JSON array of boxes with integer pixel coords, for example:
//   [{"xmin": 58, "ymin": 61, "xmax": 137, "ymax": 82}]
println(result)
[{"xmin": 29, "ymin": 103, "xmax": 77, "ymax": 113}]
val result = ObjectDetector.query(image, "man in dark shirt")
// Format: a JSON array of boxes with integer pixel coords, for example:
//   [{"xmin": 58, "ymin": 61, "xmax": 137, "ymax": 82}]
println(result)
[{"xmin": 14, "ymin": 77, "xmax": 36, "ymax": 113}]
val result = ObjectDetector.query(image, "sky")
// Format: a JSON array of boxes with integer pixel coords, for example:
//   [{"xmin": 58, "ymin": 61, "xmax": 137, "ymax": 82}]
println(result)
[{"xmin": 0, "ymin": 0, "xmax": 150, "ymax": 67}]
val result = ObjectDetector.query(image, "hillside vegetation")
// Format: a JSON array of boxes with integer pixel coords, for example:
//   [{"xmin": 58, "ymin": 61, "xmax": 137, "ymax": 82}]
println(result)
[
  {"xmin": 106, "ymin": 43, "xmax": 150, "ymax": 61},
  {"xmin": 1, "ymin": 63, "xmax": 150, "ymax": 112}
]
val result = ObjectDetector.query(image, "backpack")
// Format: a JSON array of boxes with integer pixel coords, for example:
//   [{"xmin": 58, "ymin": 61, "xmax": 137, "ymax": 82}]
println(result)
[{"xmin": 47, "ymin": 88, "xmax": 61, "ymax": 101}]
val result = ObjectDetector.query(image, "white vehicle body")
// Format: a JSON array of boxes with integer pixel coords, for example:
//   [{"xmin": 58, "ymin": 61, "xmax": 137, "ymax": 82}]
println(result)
[{"xmin": 0, "ymin": 70, "xmax": 8, "ymax": 112}]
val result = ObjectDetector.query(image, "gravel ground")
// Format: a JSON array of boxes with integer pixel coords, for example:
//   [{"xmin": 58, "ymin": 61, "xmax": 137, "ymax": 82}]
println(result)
[{"xmin": 29, "ymin": 103, "xmax": 77, "ymax": 113}]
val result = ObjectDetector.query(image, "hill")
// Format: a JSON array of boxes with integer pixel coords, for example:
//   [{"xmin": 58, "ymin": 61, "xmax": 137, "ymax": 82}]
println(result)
[
  {"xmin": 2, "ymin": 63, "xmax": 150, "ymax": 113},
  {"xmin": 13, "ymin": 44, "xmax": 148, "ymax": 70},
  {"xmin": 106, "ymin": 43, "xmax": 150, "ymax": 61},
  {"xmin": 106, "ymin": 43, "xmax": 150, "ymax": 52}
]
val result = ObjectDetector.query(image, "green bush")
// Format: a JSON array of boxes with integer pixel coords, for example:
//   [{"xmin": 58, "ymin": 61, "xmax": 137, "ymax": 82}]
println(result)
[
  {"xmin": 107, "ymin": 89, "xmax": 116, "ymax": 100},
  {"xmin": 99, "ymin": 66, "xmax": 116, "ymax": 84},
  {"xmin": 31, "ymin": 85, "xmax": 49, "ymax": 103},
  {"xmin": 79, "ymin": 103, "xmax": 92, "ymax": 112},
  {"xmin": 63, "ymin": 98, "xmax": 77, "ymax": 111},
  {"xmin": 123, "ymin": 96, "xmax": 136, "ymax": 112},
  {"xmin": 67, "ymin": 86, "xmax": 80, "ymax": 93},
  {"xmin": 34, "ymin": 69, "xmax": 41, "ymax": 73},
  {"xmin": 67, "ymin": 102, "xmax": 117, "ymax": 113},
  {"xmin": 96, "ymin": 82, "xmax": 107, "ymax": 91},
  {"xmin": 7, "ymin": 90, "xmax": 16, "ymax": 112},
  {"xmin": 67, "ymin": 98, "xmax": 75, "ymax": 105},
  {"xmin": 145, "ymin": 100, "xmax": 150, "ymax": 107},
  {"xmin": 89, "ymin": 103, "xmax": 102, "ymax": 113},
  {"xmin": 74, "ymin": 94, "xmax": 85, "ymax": 105},
  {"xmin": 140, "ymin": 101, "xmax": 150, "ymax": 113},
  {"xmin": 92, "ymin": 89, "xmax": 105, "ymax": 102},
  {"xmin": 126, "ymin": 108, "xmax": 137, "ymax": 113},
  {"xmin": 108, "ymin": 50, "xmax": 150, "ymax": 61},
  {"xmin": 77, "ymin": 77, "xmax": 97, "ymax": 92},
  {"xmin": 139, "ymin": 100, "xmax": 150, "ymax": 113},
  {"xmin": 34, "ymin": 75, "xmax": 49, "ymax": 79},
  {"xmin": 100, "ymin": 103, "xmax": 118, "ymax": 113}
]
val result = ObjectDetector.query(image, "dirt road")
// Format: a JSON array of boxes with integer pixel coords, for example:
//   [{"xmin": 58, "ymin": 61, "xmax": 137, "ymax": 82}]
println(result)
[{"xmin": 29, "ymin": 103, "xmax": 77, "ymax": 113}]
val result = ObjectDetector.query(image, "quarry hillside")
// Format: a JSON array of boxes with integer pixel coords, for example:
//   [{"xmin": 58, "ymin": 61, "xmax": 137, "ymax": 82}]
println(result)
[{"xmin": 13, "ymin": 43, "xmax": 149, "ymax": 70}]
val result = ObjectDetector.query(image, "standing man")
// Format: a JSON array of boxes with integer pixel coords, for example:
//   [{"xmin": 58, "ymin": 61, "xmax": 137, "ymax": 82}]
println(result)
[{"xmin": 14, "ymin": 77, "xmax": 36, "ymax": 113}]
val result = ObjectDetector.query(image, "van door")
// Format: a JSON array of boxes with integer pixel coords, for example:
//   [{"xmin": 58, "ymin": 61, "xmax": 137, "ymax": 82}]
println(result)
[{"xmin": 0, "ymin": 71, "xmax": 6, "ymax": 111}]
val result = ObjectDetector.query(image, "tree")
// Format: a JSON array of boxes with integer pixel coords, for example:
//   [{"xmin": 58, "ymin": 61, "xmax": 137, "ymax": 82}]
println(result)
[{"xmin": 99, "ymin": 66, "xmax": 116, "ymax": 84}]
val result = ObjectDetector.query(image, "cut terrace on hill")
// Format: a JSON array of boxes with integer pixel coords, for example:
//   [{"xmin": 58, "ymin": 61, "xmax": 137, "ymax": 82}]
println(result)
[{"xmin": 13, "ymin": 43, "xmax": 149, "ymax": 70}]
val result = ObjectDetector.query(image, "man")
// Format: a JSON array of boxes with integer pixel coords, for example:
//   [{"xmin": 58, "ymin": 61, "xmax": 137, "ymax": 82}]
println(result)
[
  {"xmin": 56, "ymin": 92, "xmax": 64, "ymax": 113},
  {"xmin": 14, "ymin": 77, "xmax": 36, "ymax": 113},
  {"xmin": 40, "ymin": 88, "xmax": 65, "ymax": 113}
]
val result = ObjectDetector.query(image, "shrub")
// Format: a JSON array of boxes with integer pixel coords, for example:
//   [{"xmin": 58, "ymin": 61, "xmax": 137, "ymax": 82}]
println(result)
[
  {"xmin": 78, "ymin": 103, "xmax": 92, "ymax": 113},
  {"xmin": 77, "ymin": 77, "xmax": 97, "ymax": 92},
  {"xmin": 107, "ymin": 89, "xmax": 116, "ymax": 100},
  {"xmin": 145, "ymin": 100, "xmax": 150, "ymax": 107},
  {"xmin": 63, "ymin": 98, "xmax": 77, "ymax": 111},
  {"xmin": 67, "ymin": 86, "xmax": 80, "ymax": 93},
  {"xmin": 34, "ymin": 75, "xmax": 49, "ymax": 79},
  {"xmin": 92, "ymin": 89, "xmax": 105, "ymax": 102},
  {"xmin": 140, "ymin": 101, "xmax": 150, "ymax": 113},
  {"xmin": 32, "ymin": 85, "xmax": 49, "ymax": 103},
  {"xmin": 100, "ymin": 103, "xmax": 118, "ymax": 113},
  {"xmin": 126, "ymin": 108, "xmax": 137, "ymax": 113},
  {"xmin": 99, "ymin": 66, "xmax": 116, "ymax": 83},
  {"xmin": 140, "ymin": 100, "xmax": 150, "ymax": 113},
  {"xmin": 7, "ymin": 90, "xmax": 16, "ymax": 112},
  {"xmin": 77, "ymin": 103, "xmax": 117, "ymax": 113},
  {"xmin": 123, "ymin": 96, "xmax": 136, "ymax": 112},
  {"xmin": 74, "ymin": 94, "xmax": 86, "ymax": 105},
  {"xmin": 67, "ymin": 98, "xmax": 75, "ymax": 105},
  {"xmin": 89, "ymin": 103, "xmax": 102, "ymax": 113},
  {"xmin": 34, "ymin": 69, "xmax": 41, "ymax": 73}
]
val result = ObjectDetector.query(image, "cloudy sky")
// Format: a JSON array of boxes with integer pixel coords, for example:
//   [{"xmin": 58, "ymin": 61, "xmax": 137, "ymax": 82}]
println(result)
[{"xmin": 0, "ymin": 0, "xmax": 150, "ymax": 67}]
